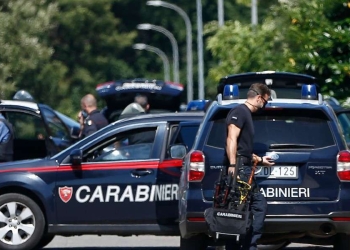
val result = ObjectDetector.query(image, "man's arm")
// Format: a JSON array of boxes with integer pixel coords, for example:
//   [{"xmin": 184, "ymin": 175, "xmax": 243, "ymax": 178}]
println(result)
[
  {"xmin": 252, "ymin": 153, "xmax": 275, "ymax": 166},
  {"xmin": 0, "ymin": 121, "xmax": 9, "ymax": 143},
  {"xmin": 226, "ymin": 124, "xmax": 240, "ymax": 175}
]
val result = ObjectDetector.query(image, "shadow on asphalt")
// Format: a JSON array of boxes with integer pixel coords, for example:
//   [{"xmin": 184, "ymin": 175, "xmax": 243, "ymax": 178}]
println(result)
[
  {"xmin": 45, "ymin": 247, "xmax": 180, "ymax": 250},
  {"xmin": 45, "ymin": 248, "xmax": 330, "ymax": 250},
  {"xmin": 45, "ymin": 248, "xmax": 222, "ymax": 250},
  {"xmin": 45, "ymin": 248, "xmax": 180, "ymax": 250}
]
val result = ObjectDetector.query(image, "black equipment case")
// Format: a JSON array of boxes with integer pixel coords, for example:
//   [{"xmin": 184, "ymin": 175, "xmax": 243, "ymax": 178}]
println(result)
[{"xmin": 204, "ymin": 157, "xmax": 254, "ymax": 241}]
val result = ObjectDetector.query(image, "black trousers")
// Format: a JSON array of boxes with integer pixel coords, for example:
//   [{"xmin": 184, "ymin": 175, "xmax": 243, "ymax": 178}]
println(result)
[{"xmin": 226, "ymin": 166, "xmax": 267, "ymax": 250}]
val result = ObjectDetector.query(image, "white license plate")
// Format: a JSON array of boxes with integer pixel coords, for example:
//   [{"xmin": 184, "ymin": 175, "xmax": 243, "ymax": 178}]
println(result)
[{"xmin": 255, "ymin": 166, "xmax": 298, "ymax": 179}]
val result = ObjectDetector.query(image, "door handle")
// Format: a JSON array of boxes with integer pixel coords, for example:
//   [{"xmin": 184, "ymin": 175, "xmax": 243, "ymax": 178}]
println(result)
[{"xmin": 131, "ymin": 169, "xmax": 154, "ymax": 177}]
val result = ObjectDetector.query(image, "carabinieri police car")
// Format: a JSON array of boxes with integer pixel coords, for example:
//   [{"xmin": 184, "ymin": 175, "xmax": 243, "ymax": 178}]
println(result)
[
  {"xmin": 0, "ymin": 112, "xmax": 202, "ymax": 250},
  {"xmin": 179, "ymin": 72, "xmax": 350, "ymax": 250}
]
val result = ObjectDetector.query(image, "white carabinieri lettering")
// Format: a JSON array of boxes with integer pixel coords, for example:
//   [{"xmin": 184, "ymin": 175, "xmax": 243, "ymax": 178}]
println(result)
[
  {"xmin": 216, "ymin": 212, "xmax": 243, "ymax": 219},
  {"xmin": 260, "ymin": 187, "xmax": 310, "ymax": 198},
  {"xmin": 75, "ymin": 184, "xmax": 179, "ymax": 203},
  {"xmin": 116, "ymin": 83, "xmax": 162, "ymax": 91},
  {"xmin": 105, "ymin": 186, "xmax": 120, "ymax": 202},
  {"xmin": 75, "ymin": 186, "xmax": 90, "ymax": 203}
]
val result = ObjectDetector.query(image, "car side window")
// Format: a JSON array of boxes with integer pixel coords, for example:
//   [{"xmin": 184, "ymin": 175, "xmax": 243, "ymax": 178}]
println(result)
[
  {"xmin": 5, "ymin": 112, "xmax": 47, "ymax": 140},
  {"xmin": 40, "ymin": 107, "xmax": 70, "ymax": 139},
  {"xmin": 166, "ymin": 124, "xmax": 199, "ymax": 158},
  {"xmin": 84, "ymin": 127, "xmax": 157, "ymax": 163},
  {"xmin": 337, "ymin": 113, "xmax": 350, "ymax": 144},
  {"xmin": 174, "ymin": 125, "xmax": 199, "ymax": 149},
  {"xmin": 206, "ymin": 119, "xmax": 226, "ymax": 149}
]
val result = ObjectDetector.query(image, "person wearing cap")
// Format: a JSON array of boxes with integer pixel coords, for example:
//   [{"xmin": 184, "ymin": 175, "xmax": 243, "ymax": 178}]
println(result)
[
  {"xmin": 79, "ymin": 94, "xmax": 108, "ymax": 139},
  {"xmin": 0, "ymin": 112, "xmax": 14, "ymax": 162}
]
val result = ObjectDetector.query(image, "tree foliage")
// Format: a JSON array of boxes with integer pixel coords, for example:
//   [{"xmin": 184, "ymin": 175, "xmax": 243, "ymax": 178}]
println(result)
[
  {"xmin": 205, "ymin": 0, "xmax": 350, "ymax": 100},
  {"xmin": 0, "ymin": 0, "xmax": 57, "ymax": 98},
  {"xmin": 46, "ymin": 0, "xmax": 137, "ymax": 115},
  {"xmin": 0, "ymin": 0, "xmax": 349, "ymax": 114}
]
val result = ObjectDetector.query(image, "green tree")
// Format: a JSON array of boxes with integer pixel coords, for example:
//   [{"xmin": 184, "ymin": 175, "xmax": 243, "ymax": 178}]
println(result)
[
  {"xmin": 280, "ymin": 0, "xmax": 350, "ymax": 99},
  {"xmin": 205, "ymin": 0, "xmax": 350, "ymax": 100},
  {"xmin": 40, "ymin": 0, "xmax": 137, "ymax": 116},
  {"xmin": 0, "ymin": 0, "xmax": 57, "ymax": 99}
]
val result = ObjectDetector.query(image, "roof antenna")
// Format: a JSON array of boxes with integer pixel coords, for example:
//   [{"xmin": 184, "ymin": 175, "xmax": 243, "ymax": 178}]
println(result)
[
  {"xmin": 217, "ymin": 93, "xmax": 222, "ymax": 105},
  {"xmin": 318, "ymin": 93, "xmax": 323, "ymax": 105}
]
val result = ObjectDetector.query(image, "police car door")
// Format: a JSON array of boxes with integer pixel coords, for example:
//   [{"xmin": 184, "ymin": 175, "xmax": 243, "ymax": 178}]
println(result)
[
  {"xmin": 38, "ymin": 104, "xmax": 72, "ymax": 155},
  {"xmin": 55, "ymin": 122, "xmax": 165, "ymax": 224},
  {"xmin": 156, "ymin": 122, "xmax": 200, "ymax": 224}
]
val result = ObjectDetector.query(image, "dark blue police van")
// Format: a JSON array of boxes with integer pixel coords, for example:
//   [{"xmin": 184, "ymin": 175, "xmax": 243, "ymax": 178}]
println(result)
[
  {"xmin": 179, "ymin": 72, "xmax": 350, "ymax": 249},
  {"xmin": 0, "ymin": 112, "xmax": 203, "ymax": 250}
]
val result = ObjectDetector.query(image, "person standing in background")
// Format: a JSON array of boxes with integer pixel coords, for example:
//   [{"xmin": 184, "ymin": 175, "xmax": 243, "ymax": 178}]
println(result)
[
  {"xmin": 0, "ymin": 112, "xmax": 14, "ymax": 162},
  {"xmin": 119, "ymin": 94, "xmax": 150, "ymax": 119},
  {"xmin": 79, "ymin": 94, "xmax": 108, "ymax": 138}
]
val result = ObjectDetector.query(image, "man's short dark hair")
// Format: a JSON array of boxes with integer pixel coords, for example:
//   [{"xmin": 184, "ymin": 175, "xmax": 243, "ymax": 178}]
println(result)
[
  {"xmin": 134, "ymin": 94, "xmax": 148, "ymax": 109},
  {"xmin": 247, "ymin": 83, "xmax": 271, "ymax": 98}
]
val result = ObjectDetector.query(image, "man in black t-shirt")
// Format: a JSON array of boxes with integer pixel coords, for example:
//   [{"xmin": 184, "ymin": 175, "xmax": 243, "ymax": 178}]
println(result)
[{"xmin": 225, "ymin": 83, "xmax": 274, "ymax": 250}]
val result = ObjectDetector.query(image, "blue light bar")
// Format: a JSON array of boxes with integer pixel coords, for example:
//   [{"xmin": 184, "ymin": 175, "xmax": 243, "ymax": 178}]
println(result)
[
  {"xmin": 301, "ymin": 84, "xmax": 317, "ymax": 100},
  {"xmin": 223, "ymin": 84, "xmax": 239, "ymax": 100},
  {"xmin": 186, "ymin": 100, "xmax": 209, "ymax": 111}
]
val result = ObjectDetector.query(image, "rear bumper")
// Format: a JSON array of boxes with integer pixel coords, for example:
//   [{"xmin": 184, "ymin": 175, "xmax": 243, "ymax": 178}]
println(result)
[{"xmin": 180, "ymin": 212, "xmax": 350, "ymax": 238}]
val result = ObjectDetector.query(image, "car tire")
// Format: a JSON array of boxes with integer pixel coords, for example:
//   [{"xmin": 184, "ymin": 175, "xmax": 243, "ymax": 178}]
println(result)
[
  {"xmin": 36, "ymin": 234, "xmax": 55, "ymax": 249},
  {"xmin": 334, "ymin": 233, "xmax": 350, "ymax": 250},
  {"xmin": 0, "ymin": 193, "xmax": 45, "ymax": 250},
  {"xmin": 180, "ymin": 234, "xmax": 209, "ymax": 250}
]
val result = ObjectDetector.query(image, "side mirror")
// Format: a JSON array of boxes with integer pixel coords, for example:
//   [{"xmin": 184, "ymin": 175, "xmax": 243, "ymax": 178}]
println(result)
[
  {"xmin": 70, "ymin": 127, "xmax": 81, "ymax": 140},
  {"xmin": 70, "ymin": 149, "xmax": 82, "ymax": 166},
  {"xmin": 169, "ymin": 145, "xmax": 187, "ymax": 159}
]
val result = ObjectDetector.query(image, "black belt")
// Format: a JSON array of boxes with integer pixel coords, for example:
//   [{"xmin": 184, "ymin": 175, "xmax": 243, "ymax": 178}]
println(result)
[{"xmin": 237, "ymin": 155, "xmax": 252, "ymax": 165}]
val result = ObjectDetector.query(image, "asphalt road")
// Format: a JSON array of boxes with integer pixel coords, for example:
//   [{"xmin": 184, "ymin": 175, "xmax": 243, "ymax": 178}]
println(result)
[{"xmin": 44, "ymin": 235, "xmax": 332, "ymax": 249}]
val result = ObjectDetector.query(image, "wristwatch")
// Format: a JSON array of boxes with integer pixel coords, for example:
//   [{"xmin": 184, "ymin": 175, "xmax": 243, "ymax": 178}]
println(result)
[
  {"xmin": 229, "ymin": 164, "xmax": 236, "ymax": 167},
  {"xmin": 259, "ymin": 157, "xmax": 263, "ymax": 164}
]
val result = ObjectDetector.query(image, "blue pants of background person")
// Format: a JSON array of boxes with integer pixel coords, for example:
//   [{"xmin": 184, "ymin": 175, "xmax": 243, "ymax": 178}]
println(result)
[{"xmin": 225, "ymin": 170, "xmax": 267, "ymax": 250}]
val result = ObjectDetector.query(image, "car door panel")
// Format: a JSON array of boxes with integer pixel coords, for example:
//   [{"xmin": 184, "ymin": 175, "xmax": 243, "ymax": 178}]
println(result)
[
  {"xmin": 3, "ymin": 110, "xmax": 48, "ymax": 160},
  {"xmin": 38, "ymin": 104, "xmax": 72, "ymax": 155},
  {"xmin": 55, "ymin": 123, "xmax": 166, "ymax": 225},
  {"xmin": 155, "ymin": 122, "xmax": 200, "ymax": 225}
]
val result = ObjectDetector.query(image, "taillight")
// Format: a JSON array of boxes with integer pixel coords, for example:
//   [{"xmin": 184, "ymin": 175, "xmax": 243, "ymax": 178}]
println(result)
[
  {"xmin": 337, "ymin": 151, "xmax": 350, "ymax": 181},
  {"xmin": 188, "ymin": 150, "xmax": 205, "ymax": 182},
  {"xmin": 331, "ymin": 217, "xmax": 350, "ymax": 221}
]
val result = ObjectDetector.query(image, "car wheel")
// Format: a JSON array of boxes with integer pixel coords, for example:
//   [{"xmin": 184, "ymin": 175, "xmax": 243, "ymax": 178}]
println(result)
[
  {"xmin": 334, "ymin": 233, "xmax": 350, "ymax": 250},
  {"xmin": 36, "ymin": 234, "xmax": 55, "ymax": 249},
  {"xmin": 180, "ymin": 234, "xmax": 208, "ymax": 250},
  {"xmin": 0, "ymin": 193, "xmax": 45, "ymax": 250},
  {"xmin": 258, "ymin": 241, "xmax": 290, "ymax": 250}
]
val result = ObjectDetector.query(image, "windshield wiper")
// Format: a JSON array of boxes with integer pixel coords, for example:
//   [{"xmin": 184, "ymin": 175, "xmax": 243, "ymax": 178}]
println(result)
[{"xmin": 269, "ymin": 144, "xmax": 314, "ymax": 149}]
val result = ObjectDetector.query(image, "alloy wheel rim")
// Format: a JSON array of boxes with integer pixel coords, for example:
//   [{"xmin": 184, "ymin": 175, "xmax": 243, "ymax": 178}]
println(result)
[{"xmin": 0, "ymin": 201, "xmax": 35, "ymax": 245}]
